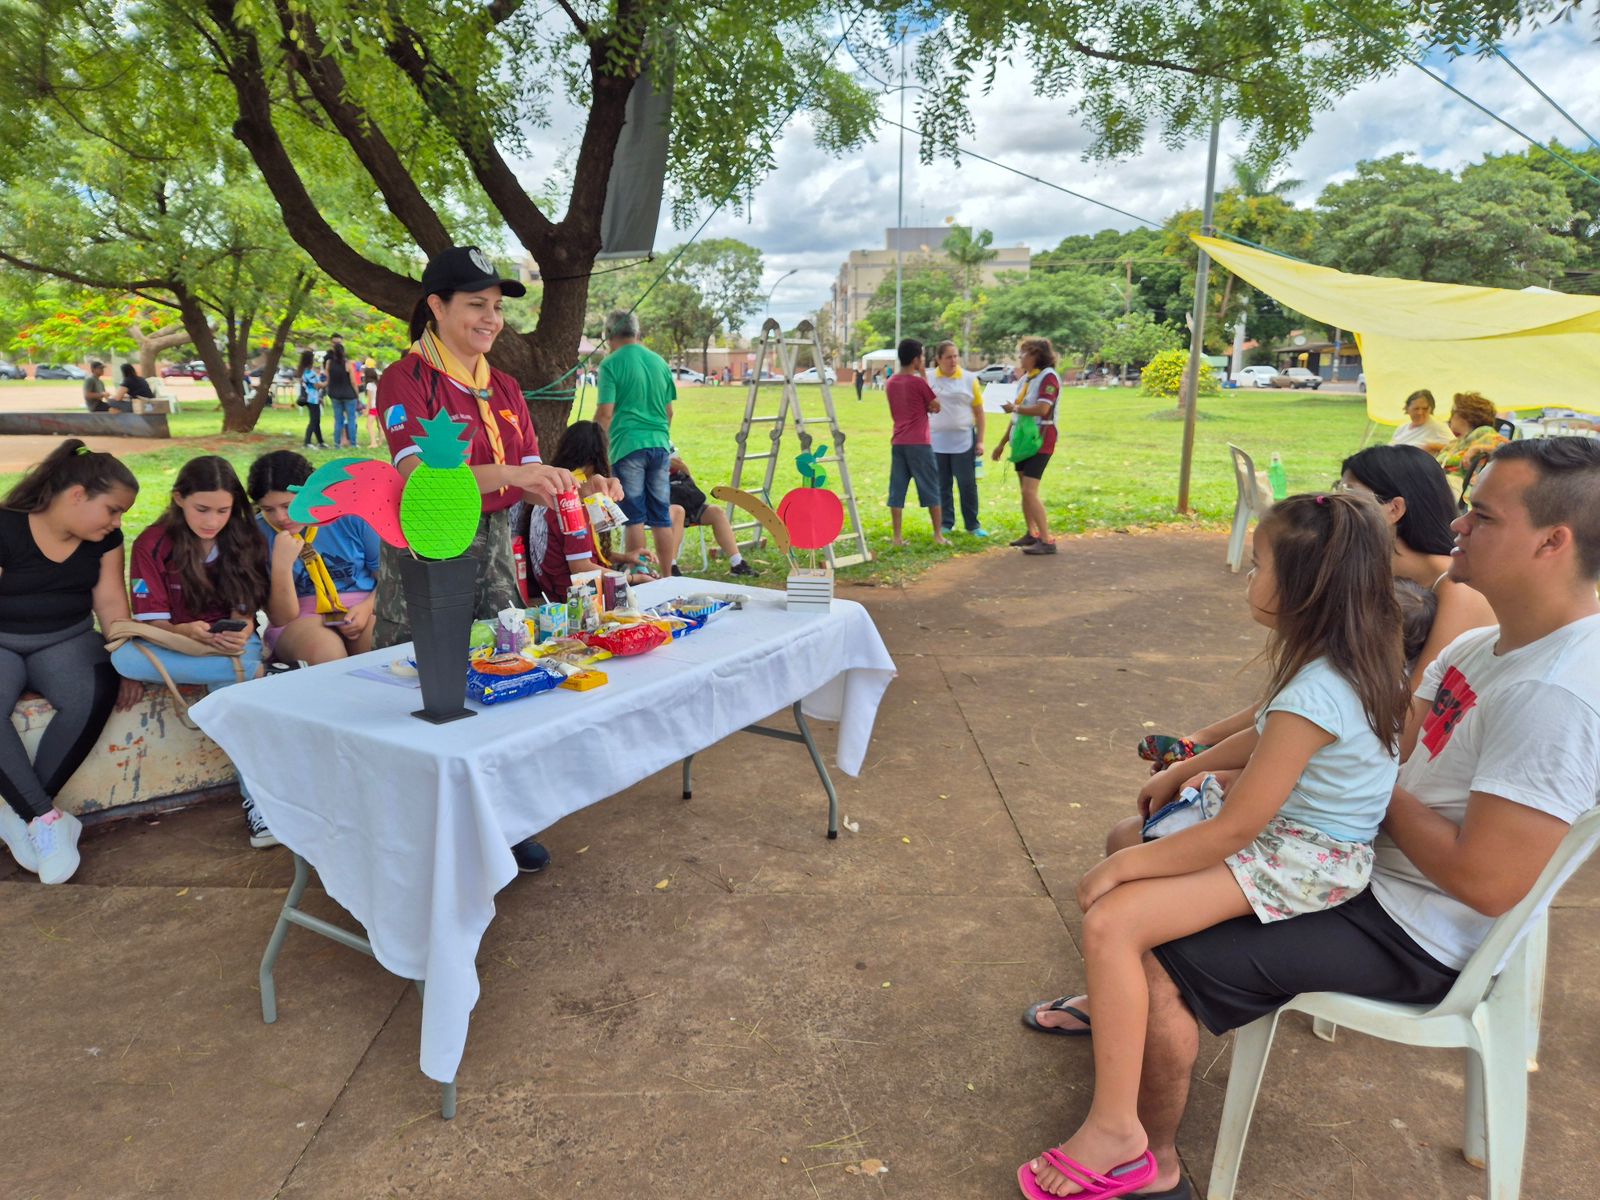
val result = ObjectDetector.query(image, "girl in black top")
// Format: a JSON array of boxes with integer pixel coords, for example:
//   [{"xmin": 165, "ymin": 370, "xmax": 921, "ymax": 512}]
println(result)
[{"xmin": 0, "ymin": 440, "xmax": 141, "ymax": 883}]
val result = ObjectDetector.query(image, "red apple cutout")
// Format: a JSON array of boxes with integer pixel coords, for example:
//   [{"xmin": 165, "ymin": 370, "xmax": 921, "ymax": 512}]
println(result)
[{"xmin": 778, "ymin": 487, "xmax": 844, "ymax": 551}]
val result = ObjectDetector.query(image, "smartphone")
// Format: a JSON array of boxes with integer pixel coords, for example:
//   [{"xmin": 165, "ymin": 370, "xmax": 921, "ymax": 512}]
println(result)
[
  {"xmin": 210, "ymin": 618, "xmax": 249, "ymax": 633},
  {"xmin": 322, "ymin": 613, "xmax": 353, "ymax": 628}
]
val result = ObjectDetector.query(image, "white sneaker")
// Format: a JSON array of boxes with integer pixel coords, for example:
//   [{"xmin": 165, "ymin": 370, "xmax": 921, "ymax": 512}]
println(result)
[
  {"xmin": 1, "ymin": 805, "xmax": 39, "ymax": 873},
  {"xmin": 29, "ymin": 809, "xmax": 83, "ymax": 885}
]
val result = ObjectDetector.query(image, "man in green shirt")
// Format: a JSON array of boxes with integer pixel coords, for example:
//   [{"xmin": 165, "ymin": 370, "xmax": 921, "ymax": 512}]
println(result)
[{"xmin": 596, "ymin": 309, "xmax": 678, "ymax": 575}]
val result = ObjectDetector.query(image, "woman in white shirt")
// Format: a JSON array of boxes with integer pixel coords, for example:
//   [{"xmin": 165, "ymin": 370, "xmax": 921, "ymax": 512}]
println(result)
[
  {"xmin": 1389, "ymin": 389, "xmax": 1452, "ymax": 452},
  {"xmin": 927, "ymin": 341, "xmax": 988, "ymax": 537}
]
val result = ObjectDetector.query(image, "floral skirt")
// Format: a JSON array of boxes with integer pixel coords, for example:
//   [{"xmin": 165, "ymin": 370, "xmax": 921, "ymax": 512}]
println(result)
[{"xmin": 1225, "ymin": 815, "xmax": 1374, "ymax": 924}]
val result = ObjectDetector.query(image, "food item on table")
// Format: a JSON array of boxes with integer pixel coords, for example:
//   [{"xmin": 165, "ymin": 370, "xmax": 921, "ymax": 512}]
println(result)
[
  {"xmin": 466, "ymin": 655, "xmax": 562, "ymax": 704},
  {"xmin": 559, "ymin": 669, "xmax": 608, "ymax": 691},
  {"xmin": 536, "ymin": 602, "xmax": 570, "ymax": 644},
  {"xmin": 580, "ymin": 621, "xmax": 671, "ymax": 657},
  {"xmin": 568, "ymin": 575, "xmax": 602, "ymax": 633},
  {"xmin": 468, "ymin": 620, "xmax": 496, "ymax": 660},
  {"xmin": 494, "ymin": 607, "xmax": 529, "ymax": 655}
]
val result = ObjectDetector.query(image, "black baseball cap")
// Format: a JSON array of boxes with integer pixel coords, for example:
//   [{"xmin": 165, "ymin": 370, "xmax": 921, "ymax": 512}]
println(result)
[{"xmin": 420, "ymin": 246, "xmax": 527, "ymax": 298}]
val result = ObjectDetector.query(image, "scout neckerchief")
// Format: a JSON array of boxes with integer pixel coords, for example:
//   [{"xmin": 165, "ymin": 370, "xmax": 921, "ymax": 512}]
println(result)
[
  {"xmin": 412, "ymin": 325, "xmax": 507, "ymax": 468},
  {"xmin": 297, "ymin": 525, "xmax": 347, "ymax": 617}
]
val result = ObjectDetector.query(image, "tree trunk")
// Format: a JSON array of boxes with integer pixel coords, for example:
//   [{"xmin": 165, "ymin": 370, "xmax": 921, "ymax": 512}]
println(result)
[{"xmin": 131, "ymin": 320, "xmax": 192, "ymax": 377}]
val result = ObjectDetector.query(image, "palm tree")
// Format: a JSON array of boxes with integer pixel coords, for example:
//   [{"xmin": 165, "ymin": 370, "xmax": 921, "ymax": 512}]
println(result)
[
  {"xmin": 1229, "ymin": 159, "xmax": 1303, "ymax": 199},
  {"xmin": 942, "ymin": 226, "xmax": 997, "ymax": 355}
]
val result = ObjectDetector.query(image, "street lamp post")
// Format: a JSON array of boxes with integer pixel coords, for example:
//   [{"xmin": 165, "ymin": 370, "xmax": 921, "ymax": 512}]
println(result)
[
  {"xmin": 894, "ymin": 24, "xmax": 908, "ymax": 347},
  {"xmin": 766, "ymin": 268, "xmax": 798, "ymax": 315}
]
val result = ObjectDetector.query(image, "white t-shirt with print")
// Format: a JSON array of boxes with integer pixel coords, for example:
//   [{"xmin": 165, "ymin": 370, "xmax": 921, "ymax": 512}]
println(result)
[{"xmin": 1371, "ymin": 614, "xmax": 1600, "ymax": 970}]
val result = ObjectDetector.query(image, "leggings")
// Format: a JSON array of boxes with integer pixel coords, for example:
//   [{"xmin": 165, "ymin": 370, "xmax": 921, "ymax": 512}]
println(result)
[
  {"xmin": 0, "ymin": 619, "xmax": 120, "ymax": 820},
  {"xmin": 305, "ymin": 403, "xmax": 324, "ymax": 446}
]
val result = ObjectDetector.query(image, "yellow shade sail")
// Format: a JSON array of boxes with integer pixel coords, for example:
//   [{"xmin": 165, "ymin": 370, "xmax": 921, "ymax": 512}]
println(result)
[{"xmin": 1193, "ymin": 235, "xmax": 1600, "ymax": 424}]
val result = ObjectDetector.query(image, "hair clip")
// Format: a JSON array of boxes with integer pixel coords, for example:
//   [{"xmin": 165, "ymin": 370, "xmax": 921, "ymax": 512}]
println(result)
[
  {"xmin": 75, "ymin": 445, "xmax": 92, "ymax": 456},
  {"xmin": 1315, "ymin": 494, "xmax": 1328, "ymax": 505}
]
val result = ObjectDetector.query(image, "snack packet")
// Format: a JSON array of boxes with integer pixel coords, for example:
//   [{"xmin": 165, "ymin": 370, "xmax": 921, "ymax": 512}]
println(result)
[{"xmin": 465, "ymin": 655, "xmax": 562, "ymax": 705}]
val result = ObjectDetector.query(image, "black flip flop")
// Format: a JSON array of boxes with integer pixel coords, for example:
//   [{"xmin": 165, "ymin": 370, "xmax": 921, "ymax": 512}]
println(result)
[
  {"xmin": 1133, "ymin": 1181, "xmax": 1192, "ymax": 1200},
  {"xmin": 1021, "ymin": 996, "xmax": 1092, "ymax": 1037}
]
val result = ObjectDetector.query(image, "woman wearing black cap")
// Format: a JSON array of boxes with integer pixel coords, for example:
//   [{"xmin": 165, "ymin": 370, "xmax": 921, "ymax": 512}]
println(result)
[{"xmin": 374, "ymin": 246, "xmax": 617, "ymax": 872}]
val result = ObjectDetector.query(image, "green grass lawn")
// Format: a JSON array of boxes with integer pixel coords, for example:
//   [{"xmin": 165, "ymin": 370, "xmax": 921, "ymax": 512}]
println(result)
[{"xmin": 1, "ymin": 385, "xmax": 1372, "ymax": 583}]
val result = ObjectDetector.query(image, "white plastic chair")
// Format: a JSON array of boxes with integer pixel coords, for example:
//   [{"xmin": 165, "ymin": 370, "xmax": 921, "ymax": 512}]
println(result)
[
  {"xmin": 1226, "ymin": 445, "xmax": 1267, "ymax": 573},
  {"xmin": 1208, "ymin": 806, "xmax": 1600, "ymax": 1200}
]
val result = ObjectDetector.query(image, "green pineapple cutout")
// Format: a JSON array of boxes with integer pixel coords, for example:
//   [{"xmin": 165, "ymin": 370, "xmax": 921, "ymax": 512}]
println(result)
[{"xmin": 400, "ymin": 411, "xmax": 481, "ymax": 558}]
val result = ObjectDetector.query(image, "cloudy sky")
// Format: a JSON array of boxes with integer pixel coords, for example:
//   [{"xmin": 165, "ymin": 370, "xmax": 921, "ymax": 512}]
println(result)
[{"xmin": 523, "ymin": 17, "xmax": 1600, "ymax": 332}]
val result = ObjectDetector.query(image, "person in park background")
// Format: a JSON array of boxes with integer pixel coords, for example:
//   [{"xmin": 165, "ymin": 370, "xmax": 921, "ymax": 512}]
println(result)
[
  {"xmin": 375, "ymin": 245, "xmax": 621, "ymax": 874},
  {"xmin": 112, "ymin": 363, "xmax": 154, "ymax": 410},
  {"xmin": 993, "ymin": 336, "xmax": 1062, "ymax": 555},
  {"xmin": 668, "ymin": 452, "xmax": 757, "ymax": 577},
  {"xmin": 324, "ymin": 334, "xmax": 361, "ymax": 450},
  {"xmin": 1022, "ymin": 438, "xmax": 1600, "ymax": 1200},
  {"xmin": 1390, "ymin": 388, "xmax": 1452, "ymax": 452},
  {"xmin": 249, "ymin": 450, "xmax": 379, "ymax": 667},
  {"xmin": 298, "ymin": 349, "xmax": 325, "ymax": 449},
  {"xmin": 0, "ymin": 442, "xmax": 141, "ymax": 884},
  {"xmin": 928, "ymin": 339, "xmax": 988, "ymax": 539},
  {"xmin": 596, "ymin": 309, "xmax": 678, "ymax": 578},
  {"xmin": 885, "ymin": 337, "xmax": 948, "ymax": 547},
  {"xmin": 110, "ymin": 455, "xmax": 273, "ymax": 849},
  {"xmin": 1436, "ymin": 391, "xmax": 1506, "ymax": 480}
]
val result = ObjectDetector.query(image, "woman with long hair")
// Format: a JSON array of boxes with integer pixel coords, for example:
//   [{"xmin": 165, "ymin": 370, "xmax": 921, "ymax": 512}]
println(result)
[
  {"xmin": 324, "ymin": 335, "xmax": 360, "ymax": 449},
  {"xmin": 111, "ymin": 456, "xmax": 273, "ymax": 847},
  {"xmin": 0, "ymin": 441, "xmax": 141, "ymax": 882}
]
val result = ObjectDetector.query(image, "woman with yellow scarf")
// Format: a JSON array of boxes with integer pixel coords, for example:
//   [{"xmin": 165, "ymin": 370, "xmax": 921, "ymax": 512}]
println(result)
[{"xmin": 373, "ymin": 247, "xmax": 622, "ymax": 872}]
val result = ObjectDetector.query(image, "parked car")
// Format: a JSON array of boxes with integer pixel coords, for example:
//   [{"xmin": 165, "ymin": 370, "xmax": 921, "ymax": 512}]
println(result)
[
  {"xmin": 975, "ymin": 363, "xmax": 1013, "ymax": 384},
  {"xmin": 0, "ymin": 360, "xmax": 26, "ymax": 380},
  {"xmin": 793, "ymin": 366, "xmax": 837, "ymax": 384},
  {"xmin": 1235, "ymin": 365, "xmax": 1281, "ymax": 388},
  {"xmin": 159, "ymin": 362, "xmax": 207, "ymax": 379},
  {"xmin": 1282, "ymin": 367, "xmax": 1323, "ymax": 390},
  {"xmin": 672, "ymin": 366, "xmax": 706, "ymax": 384},
  {"xmin": 35, "ymin": 363, "xmax": 89, "ymax": 380}
]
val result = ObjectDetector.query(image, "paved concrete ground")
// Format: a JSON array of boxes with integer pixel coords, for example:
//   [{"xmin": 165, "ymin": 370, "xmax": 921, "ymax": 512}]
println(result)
[{"xmin": 3, "ymin": 531, "xmax": 1594, "ymax": 1199}]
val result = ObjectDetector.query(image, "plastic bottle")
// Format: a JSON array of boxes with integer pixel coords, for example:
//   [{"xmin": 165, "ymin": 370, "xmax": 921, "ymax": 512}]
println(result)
[
  {"xmin": 1268, "ymin": 452, "xmax": 1287, "ymax": 501},
  {"xmin": 973, "ymin": 451, "xmax": 985, "ymax": 479}
]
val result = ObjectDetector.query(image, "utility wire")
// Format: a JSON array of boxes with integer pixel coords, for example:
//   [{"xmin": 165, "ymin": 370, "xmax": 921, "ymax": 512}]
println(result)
[
  {"xmin": 1488, "ymin": 43, "xmax": 1600, "ymax": 152},
  {"xmin": 1325, "ymin": 4, "xmax": 1600, "ymax": 190}
]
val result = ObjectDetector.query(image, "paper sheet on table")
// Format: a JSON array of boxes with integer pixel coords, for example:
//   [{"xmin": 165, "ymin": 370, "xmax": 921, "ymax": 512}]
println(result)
[{"xmin": 982, "ymin": 381, "xmax": 1018, "ymax": 412}]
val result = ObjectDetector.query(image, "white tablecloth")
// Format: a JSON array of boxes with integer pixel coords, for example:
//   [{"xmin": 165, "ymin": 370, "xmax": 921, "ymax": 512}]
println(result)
[{"xmin": 191, "ymin": 579, "xmax": 896, "ymax": 1081}]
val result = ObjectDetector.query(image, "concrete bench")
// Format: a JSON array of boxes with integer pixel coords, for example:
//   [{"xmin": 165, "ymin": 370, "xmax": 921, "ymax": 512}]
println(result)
[
  {"xmin": 11, "ymin": 686, "xmax": 239, "ymax": 823},
  {"xmin": 0, "ymin": 411, "xmax": 171, "ymax": 438}
]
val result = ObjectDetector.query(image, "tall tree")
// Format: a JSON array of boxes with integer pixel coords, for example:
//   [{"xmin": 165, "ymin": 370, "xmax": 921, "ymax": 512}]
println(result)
[
  {"xmin": 859, "ymin": 264, "xmax": 959, "ymax": 350},
  {"xmin": 1314, "ymin": 153, "xmax": 1575, "ymax": 287},
  {"xmin": 6, "ymin": 0, "xmax": 1549, "ymax": 443},
  {"xmin": 1479, "ymin": 141, "xmax": 1600, "ymax": 294},
  {"xmin": 977, "ymin": 270, "xmax": 1112, "ymax": 363},
  {"xmin": 942, "ymin": 225, "xmax": 997, "ymax": 352},
  {"xmin": 669, "ymin": 239, "xmax": 763, "ymax": 373}
]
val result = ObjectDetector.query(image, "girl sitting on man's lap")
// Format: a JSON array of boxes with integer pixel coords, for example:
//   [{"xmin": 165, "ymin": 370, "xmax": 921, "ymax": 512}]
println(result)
[{"xmin": 1020, "ymin": 492, "xmax": 1409, "ymax": 1199}]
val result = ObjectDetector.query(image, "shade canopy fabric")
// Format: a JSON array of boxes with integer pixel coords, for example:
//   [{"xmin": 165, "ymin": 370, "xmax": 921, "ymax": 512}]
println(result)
[{"xmin": 1194, "ymin": 235, "xmax": 1600, "ymax": 424}]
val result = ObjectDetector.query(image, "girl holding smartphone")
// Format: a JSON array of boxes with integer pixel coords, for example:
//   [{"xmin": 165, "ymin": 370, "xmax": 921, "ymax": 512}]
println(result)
[{"xmin": 112, "ymin": 456, "xmax": 273, "ymax": 847}]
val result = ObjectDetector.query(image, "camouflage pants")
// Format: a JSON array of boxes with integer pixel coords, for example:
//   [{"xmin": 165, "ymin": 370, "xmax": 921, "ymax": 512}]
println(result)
[{"xmin": 373, "ymin": 508, "xmax": 520, "ymax": 650}]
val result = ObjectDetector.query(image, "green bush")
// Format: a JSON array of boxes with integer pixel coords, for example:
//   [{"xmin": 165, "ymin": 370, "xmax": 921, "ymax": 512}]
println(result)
[{"xmin": 1141, "ymin": 349, "xmax": 1219, "ymax": 398}]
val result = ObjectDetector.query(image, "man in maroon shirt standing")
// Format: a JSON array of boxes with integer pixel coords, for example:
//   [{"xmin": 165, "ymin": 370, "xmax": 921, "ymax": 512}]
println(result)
[{"xmin": 886, "ymin": 338, "xmax": 948, "ymax": 547}]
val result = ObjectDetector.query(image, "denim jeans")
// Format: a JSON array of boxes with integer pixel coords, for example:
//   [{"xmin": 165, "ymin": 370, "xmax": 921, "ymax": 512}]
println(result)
[
  {"xmin": 935, "ymin": 430, "xmax": 981, "ymax": 530},
  {"xmin": 614, "ymin": 447, "xmax": 673, "ymax": 527},
  {"xmin": 332, "ymin": 397, "xmax": 360, "ymax": 447}
]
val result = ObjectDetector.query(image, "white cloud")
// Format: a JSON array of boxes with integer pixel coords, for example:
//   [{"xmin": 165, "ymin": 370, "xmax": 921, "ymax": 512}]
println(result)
[{"xmin": 509, "ymin": 20, "xmax": 1600, "ymax": 331}]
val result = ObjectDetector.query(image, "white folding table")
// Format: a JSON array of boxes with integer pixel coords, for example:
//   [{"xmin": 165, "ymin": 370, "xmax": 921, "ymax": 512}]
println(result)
[{"xmin": 191, "ymin": 579, "xmax": 896, "ymax": 1117}]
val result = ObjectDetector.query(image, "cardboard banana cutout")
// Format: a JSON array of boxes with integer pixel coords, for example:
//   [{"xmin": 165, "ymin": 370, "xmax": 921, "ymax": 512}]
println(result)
[{"xmin": 710, "ymin": 485, "xmax": 793, "ymax": 556}]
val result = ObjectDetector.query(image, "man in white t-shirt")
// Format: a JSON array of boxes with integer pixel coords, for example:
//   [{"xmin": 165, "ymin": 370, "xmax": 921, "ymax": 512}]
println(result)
[{"xmin": 1022, "ymin": 438, "xmax": 1600, "ymax": 1199}]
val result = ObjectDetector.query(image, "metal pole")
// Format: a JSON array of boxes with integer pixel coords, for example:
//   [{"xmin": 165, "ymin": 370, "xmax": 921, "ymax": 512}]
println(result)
[
  {"xmin": 1176, "ymin": 113, "xmax": 1221, "ymax": 514},
  {"xmin": 894, "ymin": 26, "xmax": 907, "ymax": 347}
]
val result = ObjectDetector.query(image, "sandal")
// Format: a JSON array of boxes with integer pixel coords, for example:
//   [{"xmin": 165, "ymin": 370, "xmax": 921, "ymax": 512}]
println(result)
[
  {"xmin": 1022, "ymin": 996, "xmax": 1092, "ymax": 1037},
  {"xmin": 1018, "ymin": 1149, "xmax": 1157, "ymax": 1200}
]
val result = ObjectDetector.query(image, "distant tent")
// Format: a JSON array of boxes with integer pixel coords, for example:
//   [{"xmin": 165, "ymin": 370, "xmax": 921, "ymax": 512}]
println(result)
[{"xmin": 1193, "ymin": 235, "xmax": 1600, "ymax": 421}]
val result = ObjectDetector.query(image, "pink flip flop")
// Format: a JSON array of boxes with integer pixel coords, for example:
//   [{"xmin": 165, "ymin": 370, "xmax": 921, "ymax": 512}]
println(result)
[{"xmin": 1017, "ymin": 1148, "xmax": 1158, "ymax": 1199}]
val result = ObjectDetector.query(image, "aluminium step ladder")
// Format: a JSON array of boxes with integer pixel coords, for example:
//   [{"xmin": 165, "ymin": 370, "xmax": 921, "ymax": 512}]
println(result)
[{"xmin": 724, "ymin": 318, "xmax": 872, "ymax": 568}]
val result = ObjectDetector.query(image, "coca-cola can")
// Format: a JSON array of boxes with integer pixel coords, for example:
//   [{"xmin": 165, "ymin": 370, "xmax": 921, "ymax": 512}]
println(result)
[{"xmin": 556, "ymin": 489, "xmax": 585, "ymax": 534}]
